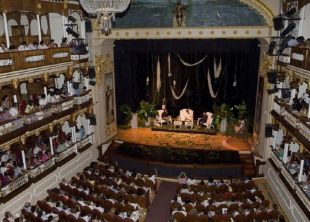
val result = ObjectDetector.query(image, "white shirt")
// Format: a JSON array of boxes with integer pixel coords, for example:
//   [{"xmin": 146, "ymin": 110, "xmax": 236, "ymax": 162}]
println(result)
[
  {"xmin": 8, "ymin": 107, "xmax": 18, "ymax": 117},
  {"xmin": 33, "ymin": 146, "xmax": 41, "ymax": 155},
  {"xmin": 39, "ymin": 98, "xmax": 48, "ymax": 106},
  {"xmin": 38, "ymin": 44, "xmax": 48, "ymax": 49},
  {"xmin": 18, "ymin": 45, "xmax": 30, "ymax": 51}
]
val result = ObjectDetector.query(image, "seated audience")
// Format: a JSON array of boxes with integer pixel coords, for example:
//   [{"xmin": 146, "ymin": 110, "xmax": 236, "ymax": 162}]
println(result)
[
  {"xmin": 38, "ymin": 40, "xmax": 48, "ymax": 49},
  {"xmin": 0, "ymin": 42, "xmax": 8, "ymax": 53},
  {"xmin": 18, "ymin": 41, "xmax": 30, "ymax": 51}
]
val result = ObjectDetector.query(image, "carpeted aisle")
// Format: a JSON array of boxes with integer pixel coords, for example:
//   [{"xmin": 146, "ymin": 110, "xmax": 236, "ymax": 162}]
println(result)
[{"xmin": 145, "ymin": 181, "xmax": 177, "ymax": 222}]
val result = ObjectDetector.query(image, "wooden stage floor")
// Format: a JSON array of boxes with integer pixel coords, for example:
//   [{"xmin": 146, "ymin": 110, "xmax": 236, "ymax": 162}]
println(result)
[{"xmin": 115, "ymin": 128, "xmax": 252, "ymax": 153}]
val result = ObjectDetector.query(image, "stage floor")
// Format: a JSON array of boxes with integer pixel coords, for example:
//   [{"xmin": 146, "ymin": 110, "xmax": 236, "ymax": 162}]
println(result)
[{"xmin": 115, "ymin": 128, "xmax": 252, "ymax": 152}]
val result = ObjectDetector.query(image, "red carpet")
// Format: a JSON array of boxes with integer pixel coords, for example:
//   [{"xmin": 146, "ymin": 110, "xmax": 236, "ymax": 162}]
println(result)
[{"xmin": 145, "ymin": 181, "xmax": 177, "ymax": 222}]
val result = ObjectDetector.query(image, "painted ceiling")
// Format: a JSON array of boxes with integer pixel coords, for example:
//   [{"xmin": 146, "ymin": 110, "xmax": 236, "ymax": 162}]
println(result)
[{"xmin": 114, "ymin": 0, "xmax": 267, "ymax": 28}]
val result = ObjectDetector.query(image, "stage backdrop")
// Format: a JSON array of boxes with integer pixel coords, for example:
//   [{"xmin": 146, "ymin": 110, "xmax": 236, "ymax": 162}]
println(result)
[{"xmin": 114, "ymin": 39, "xmax": 260, "ymax": 125}]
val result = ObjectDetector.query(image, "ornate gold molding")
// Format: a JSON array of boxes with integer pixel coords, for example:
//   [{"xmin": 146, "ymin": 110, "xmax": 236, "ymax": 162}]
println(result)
[
  {"xmin": 105, "ymin": 122, "xmax": 117, "ymax": 137},
  {"xmin": 240, "ymin": 0, "xmax": 274, "ymax": 26},
  {"xmin": 259, "ymin": 55, "xmax": 273, "ymax": 75},
  {"xmin": 95, "ymin": 54, "xmax": 114, "ymax": 86}
]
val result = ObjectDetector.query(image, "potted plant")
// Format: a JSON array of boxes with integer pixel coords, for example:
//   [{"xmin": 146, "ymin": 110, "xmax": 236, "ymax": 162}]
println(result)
[
  {"xmin": 213, "ymin": 103, "xmax": 235, "ymax": 133},
  {"xmin": 137, "ymin": 100, "xmax": 157, "ymax": 126},
  {"xmin": 119, "ymin": 104, "xmax": 133, "ymax": 127},
  {"xmin": 234, "ymin": 102, "xmax": 247, "ymax": 120}
]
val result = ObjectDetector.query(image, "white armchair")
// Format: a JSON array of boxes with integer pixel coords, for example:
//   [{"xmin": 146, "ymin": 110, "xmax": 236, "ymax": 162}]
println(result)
[
  {"xmin": 154, "ymin": 109, "xmax": 171, "ymax": 126},
  {"xmin": 197, "ymin": 112, "xmax": 214, "ymax": 129},
  {"xmin": 180, "ymin": 109, "xmax": 194, "ymax": 128}
]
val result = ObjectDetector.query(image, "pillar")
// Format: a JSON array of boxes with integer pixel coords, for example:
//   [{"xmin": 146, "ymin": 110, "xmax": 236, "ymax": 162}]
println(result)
[
  {"xmin": 298, "ymin": 159, "xmax": 305, "ymax": 182},
  {"xmin": 21, "ymin": 150, "xmax": 27, "ymax": 170},
  {"xmin": 37, "ymin": 14, "xmax": 42, "ymax": 42},
  {"xmin": 283, "ymin": 143, "xmax": 289, "ymax": 164},
  {"xmin": 62, "ymin": 16, "xmax": 68, "ymax": 38},
  {"xmin": 3, "ymin": 12, "xmax": 10, "ymax": 48},
  {"xmin": 49, "ymin": 137, "xmax": 54, "ymax": 155}
]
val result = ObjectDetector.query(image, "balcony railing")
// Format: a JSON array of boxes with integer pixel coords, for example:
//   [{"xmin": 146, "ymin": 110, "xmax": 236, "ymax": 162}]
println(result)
[
  {"xmin": 0, "ymin": 47, "xmax": 71, "ymax": 73},
  {"xmin": 77, "ymin": 134, "xmax": 93, "ymax": 151},
  {"xmin": 56, "ymin": 145, "xmax": 77, "ymax": 163},
  {"xmin": 0, "ymin": 173, "xmax": 29, "ymax": 197},
  {"xmin": 0, "ymin": 117, "xmax": 24, "ymax": 136},
  {"xmin": 29, "ymin": 158, "xmax": 56, "ymax": 178},
  {"xmin": 74, "ymin": 91, "xmax": 91, "ymax": 105},
  {"xmin": 24, "ymin": 107, "xmax": 54, "ymax": 125},
  {"xmin": 52, "ymin": 97, "xmax": 75, "ymax": 114}
]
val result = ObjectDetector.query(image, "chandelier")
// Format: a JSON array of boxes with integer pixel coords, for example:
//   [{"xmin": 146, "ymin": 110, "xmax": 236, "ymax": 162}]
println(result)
[{"xmin": 79, "ymin": 0, "xmax": 131, "ymax": 35}]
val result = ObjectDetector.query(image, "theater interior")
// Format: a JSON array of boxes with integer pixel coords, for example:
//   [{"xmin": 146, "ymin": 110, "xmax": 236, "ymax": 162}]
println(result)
[{"xmin": 0, "ymin": 0, "xmax": 310, "ymax": 221}]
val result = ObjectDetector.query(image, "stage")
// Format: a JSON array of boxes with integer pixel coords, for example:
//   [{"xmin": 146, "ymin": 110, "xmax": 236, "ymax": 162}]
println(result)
[{"xmin": 115, "ymin": 128, "xmax": 252, "ymax": 153}]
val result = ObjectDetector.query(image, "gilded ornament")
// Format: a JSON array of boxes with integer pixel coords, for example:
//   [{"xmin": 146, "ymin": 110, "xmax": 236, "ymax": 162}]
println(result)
[
  {"xmin": 95, "ymin": 55, "xmax": 114, "ymax": 86},
  {"xmin": 259, "ymin": 55, "xmax": 272, "ymax": 75},
  {"xmin": 12, "ymin": 79, "xmax": 19, "ymax": 90}
]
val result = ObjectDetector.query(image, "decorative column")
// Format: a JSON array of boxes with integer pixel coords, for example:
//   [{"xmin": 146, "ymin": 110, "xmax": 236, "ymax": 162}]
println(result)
[
  {"xmin": 80, "ymin": 19, "xmax": 86, "ymax": 39},
  {"xmin": 298, "ymin": 159, "xmax": 305, "ymax": 182},
  {"xmin": 49, "ymin": 137, "xmax": 54, "ymax": 155},
  {"xmin": 62, "ymin": 16, "xmax": 68, "ymax": 38},
  {"xmin": 21, "ymin": 150, "xmax": 27, "ymax": 170},
  {"xmin": 283, "ymin": 143, "xmax": 289, "ymax": 164},
  {"xmin": 3, "ymin": 12, "xmax": 10, "ymax": 48},
  {"xmin": 37, "ymin": 14, "xmax": 42, "ymax": 42}
]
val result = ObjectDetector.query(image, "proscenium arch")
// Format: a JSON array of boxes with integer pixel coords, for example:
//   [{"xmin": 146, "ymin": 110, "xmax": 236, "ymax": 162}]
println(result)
[{"xmin": 241, "ymin": 0, "xmax": 275, "ymax": 27}]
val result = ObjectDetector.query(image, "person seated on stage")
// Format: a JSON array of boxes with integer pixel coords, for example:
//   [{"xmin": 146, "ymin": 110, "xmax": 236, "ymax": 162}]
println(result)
[
  {"xmin": 161, "ymin": 108, "xmax": 172, "ymax": 124},
  {"xmin": 184, "ymin": 109, "xmax": 193, "ymax": 123},
  {"xmin": 199, "ymin": 112, "xmax": 208, "ymax": 126}
]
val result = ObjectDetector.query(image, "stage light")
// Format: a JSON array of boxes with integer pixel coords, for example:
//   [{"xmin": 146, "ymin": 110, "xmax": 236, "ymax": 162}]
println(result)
[
  {"xmin": 285, "ymin": 8, "xmax": 297, "ymax": 18},
  {"xmin": 68, "ymin": 15, "xmax": 77, "ymax": 23},
  {"xmin": 267, "ymin": 70, "xmax": 278, "ymax": 84},
  {"xmin": 66, "ymin": 27, "xmax": 79, "ymax": 38},
  {"xmin": 280, "ymin": 21, "xmax": 296, "ymax": 37},
  {"xmin": 278, "ymin": 35, "xmax": 294, "ymax": 54},
  {"xmin": 267, "ymin": 41, "xmax": 277, "ymax": 55},
  {"xmin": 89, "ymin": 67, "xmax": 96, "ymax": 78},
  {"xmin": 265, "ymin": 124, "xmax": 273, "ymax": 138},
  {"xmin": 281, "ymin": 89, "xmax": 291, "ymax": 99},
  {"xmin": 273, "ymin": 16, "xmax": 284, "ymax": 31},
  {"xmin": 89, "ymin": 80, "xmax": 96, "ymax": 86},
  {"xmin": 267, "ymin": 87, "xmax": 279, "ymax": 95}
]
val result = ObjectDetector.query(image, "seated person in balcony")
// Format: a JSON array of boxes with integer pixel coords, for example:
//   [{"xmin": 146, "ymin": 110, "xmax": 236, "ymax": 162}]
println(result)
[
  {"xmin": 39, "ymin": 150, "xmax": 50, "ymax": 163},
  {"xmin": 39, "ymin": 94, "xmax": 48, "ymax": 108},
  {"xmin": 18, "ymin": 41, "xmax": 30, "ymax": 51},
  {"xmin": 38, "ymin": 40, "xmax": 48, "ymax": 49},
  {"xmin": 48, "ymin": 39, "xmax": 58, "ymax": 48},
  {"xmin": 60, "ymin": 38, "xmax": 69, "ymax": 47},
  {"xmin": 80, "ymin": 125, "xmax": 86, "ymax": 139},
  {"xmin": 50, "ymin": 92, "xmax": 60, "ymax": 104},
  {"xmin": 1, "ymin": 95, "xmax": 11, "ymax": 112},
  {"xmin": 32, "ymin": 144, "xmax": 42, "ymax": 156},
  {"xmin": 8, "ymin": 103, "xmax": 19, "ymax": 119},
  {"xmin": 198, "ymin": 112, "xmax": 208, "ymax": 126},
  {"xmin": 0, "ymin": 42, "xmax": 8, "ymax": 53},
  {"xmin": 28, "ymin": 41, "xmax": 38, "ymax": 50},
  {"xmin": 24, "ymin": 101, "xmax": 36, "ymax": 114}
]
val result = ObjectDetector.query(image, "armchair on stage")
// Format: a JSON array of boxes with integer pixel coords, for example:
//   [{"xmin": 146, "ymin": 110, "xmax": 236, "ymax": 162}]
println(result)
[
  {"xmin": 197, "ymin": 112, "xmax": 214, "ymax": 129},
  {"xmin": 154, "ymin": 109, "xmax": 172, "ymax": 126},
  {"xmin": 178, "ymin": 109, "xmax": 194, "ymax": 129}
]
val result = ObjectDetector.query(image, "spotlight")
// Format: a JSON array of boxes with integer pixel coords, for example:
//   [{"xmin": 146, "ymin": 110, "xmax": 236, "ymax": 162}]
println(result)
[
  {"xmin": 273, "ymin": 16, "xmax": 284, "ymax": 31},
  {"xmin": 267, "ymin": 41, "xmax": 277, "ymax": 55},
  {"xmin": 285, "ymin": 8, "xmax": 297, "ymax": 18},
  {"xmin": 267, "ymin": 70, "xmax": 278, "ymax": 84},
  {"xmin": 68, "ymin": 15, "xmax": 77, "ymax": 23},
  {"xmin": 281, "ymin": 89, "xmax": 291, "ymax": 99},
  {"xmin": 89, "ymin": 67, "xmax": 96, "ymax": 78},
  {"xmin": 87, "ymin": 115, "xmax": 97, "ymax": 125},
  {"xmin": 265, "ymin": 124, "xmax": 273, "ymax": 138},
  {"xmin": 66, "ymin": 27, "xmax": 79, "ymax": 38},
  {"xmin": 267, "ymin": 87, "xmax": 279, "ymax": 95},
  {"xmin": 280, "ymin": 22, "xmax": 296, "ymax": 37},
  {"xmin": 89, "ymin": 80, "xmax": 96, "ymax": 86},
  {"xmin": 278, "ymin": 35, "xmax": 294, "ymax": 54}
]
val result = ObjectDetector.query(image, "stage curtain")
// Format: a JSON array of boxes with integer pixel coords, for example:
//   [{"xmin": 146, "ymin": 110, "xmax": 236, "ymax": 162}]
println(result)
[{"xmin": 114, "ymin": 39, "xmax": 260, "ymax": 124}]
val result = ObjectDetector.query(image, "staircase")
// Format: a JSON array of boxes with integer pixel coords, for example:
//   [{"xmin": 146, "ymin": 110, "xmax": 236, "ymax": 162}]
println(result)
[{"xmin": 240, "ymin": 152, "xmax": 256, "ymax": 177}]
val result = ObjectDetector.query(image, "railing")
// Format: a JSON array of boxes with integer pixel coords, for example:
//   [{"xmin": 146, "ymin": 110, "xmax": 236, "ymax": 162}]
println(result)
[
  {"xmin": 71, "ymin": 54, "xmax": 89, "ymax": 61},
  {"xmin": 0, "ymin": 174, "xmax": 29, "ymax": 197},
  {"xmin": 56, "ymin": 145, "xmax": 76, "ymax": 163},
  {"xmin": 74, "ymin": 91, "xmax": 91, "ymax": 105},
  {"xmin": 24, "ymin": 107, "xmax": 54, "ymax": 125},
  {"xmin": 0, "ymin": 47, "xmax": 72, "ymax": 73},
  {"xmin": 0, "ymin": 117, "xmax": 24, "ymax": 136},
  {"xmin": 52, "ymin": 98, "xmax": 75, "ymax": 113},
  {"xmin": 77, "ymin": 135, "xmax": 93, "ymax": 150},
  {"xmin": 29, "ymin": 158, "xmax": 56, "ymax": 178}
]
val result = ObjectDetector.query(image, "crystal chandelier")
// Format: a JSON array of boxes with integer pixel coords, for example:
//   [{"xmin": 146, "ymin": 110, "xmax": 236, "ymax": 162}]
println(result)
[{"xmin": 79, "ymin": 0, "xmax": 131, "ymax": 35}]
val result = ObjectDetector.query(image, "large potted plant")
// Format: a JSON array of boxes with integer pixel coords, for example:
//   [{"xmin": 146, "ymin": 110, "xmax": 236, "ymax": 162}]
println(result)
[
  {"xmin": 137, "ymin": 100, "xmax": 157, "ymax": 126},
  {"xmin": 119, "ymin": 104, "xmax": 133, "ymax": 127},
  {"xmin": 213, "ymin": 103, "xmax": 235, "ymax": 133},
  {"xmin": 234, "ymin": 102, "xmax": 247, "ymax": 120}
]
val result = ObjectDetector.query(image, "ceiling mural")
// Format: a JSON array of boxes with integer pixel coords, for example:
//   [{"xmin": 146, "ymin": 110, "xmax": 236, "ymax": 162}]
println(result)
[{"xmin": 114, "ymin": 0, "xmax": 268, "ymax": 28}]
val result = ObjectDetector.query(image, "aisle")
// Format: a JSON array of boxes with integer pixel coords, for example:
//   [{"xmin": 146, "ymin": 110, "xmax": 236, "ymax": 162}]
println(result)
[{"xmin": 145, "ymin": 181, "xmax": 177, "ymax": 222}]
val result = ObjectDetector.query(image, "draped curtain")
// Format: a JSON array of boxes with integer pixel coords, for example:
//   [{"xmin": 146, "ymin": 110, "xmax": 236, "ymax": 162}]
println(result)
[{"xmin": 114, "ymin": 39, "xmax": 260, "ymax": 123}]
